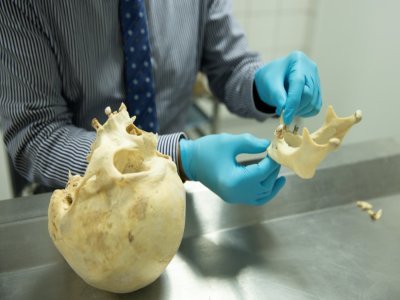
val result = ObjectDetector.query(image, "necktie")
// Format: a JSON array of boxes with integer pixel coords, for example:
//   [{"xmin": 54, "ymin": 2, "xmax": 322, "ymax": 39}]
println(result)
[{"xmin": 119, "ymin": 0, "xmax": 158, "ymax": 132}]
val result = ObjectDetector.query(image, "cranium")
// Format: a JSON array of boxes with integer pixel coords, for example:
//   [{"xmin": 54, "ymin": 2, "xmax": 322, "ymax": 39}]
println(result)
[
  {"xmin": 267, "ymin": 105, "xmax": 362, "ymax": 179},
  {"xmin": 48, "ymin": 103, "xmax": 186, "ymax": 293}
]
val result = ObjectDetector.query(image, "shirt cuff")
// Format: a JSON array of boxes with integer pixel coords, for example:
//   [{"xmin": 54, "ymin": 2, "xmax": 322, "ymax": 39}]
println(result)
[
  {"xmin": 253, "ymin": 82, "xmax": 277, "ymax": 114},
  {"xmin": 157, "ymin": 132, "xmax": 187, "ymax": 177}
]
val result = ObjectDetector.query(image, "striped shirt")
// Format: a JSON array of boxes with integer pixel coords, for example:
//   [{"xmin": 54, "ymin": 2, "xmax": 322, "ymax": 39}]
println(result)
[{"xmin": 0, "ymin": 0, "xmax": 267, "ymax": 188}]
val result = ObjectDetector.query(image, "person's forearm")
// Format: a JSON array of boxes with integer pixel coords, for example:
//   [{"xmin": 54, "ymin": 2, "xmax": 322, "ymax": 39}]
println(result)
[
  {"xmin": 201, "ymin": 0, "xmax": 267, "ymax": 120},
  {"xmin": 5, "ymin": 122, "xmax": 96, "ymax": 188},
  {"xmin": 5, "ymin": 122, "xmax": 189, "ymax": 188}
]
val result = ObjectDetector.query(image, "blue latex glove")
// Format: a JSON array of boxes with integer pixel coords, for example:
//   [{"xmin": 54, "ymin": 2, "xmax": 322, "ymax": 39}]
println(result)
[
  {"xmin": 179, "ymin": 134, "xmax": 286, "ymax": 205},
  {"xmin": 254, "ymin": 51, "xmax": 322, "ymax": 124}
]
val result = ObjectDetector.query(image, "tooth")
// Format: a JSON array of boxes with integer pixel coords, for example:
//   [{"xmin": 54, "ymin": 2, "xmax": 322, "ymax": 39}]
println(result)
[
  {"xmin": 293, "ymin": 125, "xmax": 299, "ymax": 135},
  {"xmin": 329, "ymin": 138, "xmax": 341, "ymax": 147},
  {"xmin": 91, "ymin": 118, "xmax": 102, "ymax": 130},
  {"xmin": 104, "ymin": 106, "xmax": 112, "ymax": 116},
  {"xmin": 119, "ymin": 103, "xmax": 127, "ymax": 112}
]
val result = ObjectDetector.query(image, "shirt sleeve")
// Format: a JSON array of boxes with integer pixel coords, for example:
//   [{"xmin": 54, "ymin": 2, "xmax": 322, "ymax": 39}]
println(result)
[
  {"xmin": 0, "ymin": 1, "xmax": 183, "ymax": 188},
  {"xmin": 157, "ymin": 132, "xmax": 187, "ymax": 181},
  {"xmin": 200, "ymin": 0, "xmax": 272, "ymax": 121},
  {"xmin": 0, "ymin": 1, "xmax": 98, "ymax": 188}
]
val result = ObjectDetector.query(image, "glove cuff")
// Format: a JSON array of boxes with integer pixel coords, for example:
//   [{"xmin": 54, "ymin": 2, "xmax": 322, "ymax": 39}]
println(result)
[
  {"xmin": 177, "ymin": 138, "xmax": 189, "ymax": 182},
  {"xmin": 178, "ymin": 138, "xmax": 194, "ymax": 182},
  {"xmin": 252, "ymin": 81, "xmax": 277, "ymax": 114}
]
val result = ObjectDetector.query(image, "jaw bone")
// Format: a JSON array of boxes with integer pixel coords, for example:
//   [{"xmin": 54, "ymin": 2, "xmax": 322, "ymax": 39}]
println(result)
[{"xmin": 267, "ymin": 105, "xmax": 362, "ymax": 179}]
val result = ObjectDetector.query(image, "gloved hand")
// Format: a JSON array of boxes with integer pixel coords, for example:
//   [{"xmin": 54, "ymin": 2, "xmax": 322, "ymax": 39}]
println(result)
[
  {"xmin": 254, "ymin": 51, "xmax": 322, "ymax": 125},
  {"xmin": 179, "ymin": 133, "xmax": 286, "ymax": 205}
]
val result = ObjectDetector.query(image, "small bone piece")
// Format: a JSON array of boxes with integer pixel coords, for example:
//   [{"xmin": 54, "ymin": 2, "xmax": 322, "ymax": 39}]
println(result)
[
  {"xmin": 357, "ymin": 200, "xmax": 373, "ymax": 211},
  {"xmin": 368, "ymin": 209, "xmax": 383, "ymax": 221},
  {"xmin": 104, "ymin": 106, "xmax": 112, "ymax": 116},
  {"xmin": 293, "ymin": 125, "xmax": 299, "ymax": 135},
  {"xmin": 357, "ymin": 201, "xmax": 382, "ymax": 221},
  {"xmin": 275, "ymin": 124, "xmax": 285, "ymax": 139},
  {"xmin": 267, "ymin": 105, "xmax": 362, "ymax": 179},
  {"xmin": 91, "ymin": 118, "xmax": 102, "ymax": 131}
]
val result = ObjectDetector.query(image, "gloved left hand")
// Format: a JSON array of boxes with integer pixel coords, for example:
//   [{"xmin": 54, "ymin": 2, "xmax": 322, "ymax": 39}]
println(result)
[
  {"xmin": 179, "ymin": 133, "xmax": 286, "ymax": 205},
  {"xmin": 254, "ymin": 51, "xmax": 322, "ymax": 124}
]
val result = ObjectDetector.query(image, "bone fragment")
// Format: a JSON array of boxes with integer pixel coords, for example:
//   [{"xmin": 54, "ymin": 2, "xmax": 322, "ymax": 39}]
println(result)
[{"xmin": 267, "ymin": 105, "xmax": 362, "ymax": 179}]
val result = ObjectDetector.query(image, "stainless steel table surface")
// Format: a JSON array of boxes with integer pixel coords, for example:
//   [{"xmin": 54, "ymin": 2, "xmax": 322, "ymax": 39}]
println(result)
[{"xmin": 1, "ymin": 137, "xmax": 400, "ymax": 300}]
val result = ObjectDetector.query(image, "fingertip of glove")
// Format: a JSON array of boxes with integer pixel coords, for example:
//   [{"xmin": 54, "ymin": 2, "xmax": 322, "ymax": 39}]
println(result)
[
  {"xmin": 245, "ymin": 134, "xmax": 270, "ymax": 149},
  {"xmin": 257, "ymin": 176, "xmax": 286, "ymax": 205},
  {"xmin": 276, "ymin": 176, "xmax": 286, "ymax": 190},
  {"xmin": 276, "ymin": 102, "xmax": 285, "ymax": 116},
  {"xmin": 251, "ymin": 195, "xmax": 275, "ymax": 206},
  {"xmin": 283, "ymin": 113, "xmax": 293, "ymax": 125},
  {"xmin": 258, "ymin": 155, "xmax": 279, "ymax": 170},
  {"xmin": 261, "ymin": 138, "xmax": 271, "ymax": 149}
]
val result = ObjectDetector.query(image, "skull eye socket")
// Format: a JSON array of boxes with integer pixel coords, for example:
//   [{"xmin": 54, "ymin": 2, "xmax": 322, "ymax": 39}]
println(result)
[{"xmin": 113, "ymin": 149, "xmax": 149, "ymax": 174}]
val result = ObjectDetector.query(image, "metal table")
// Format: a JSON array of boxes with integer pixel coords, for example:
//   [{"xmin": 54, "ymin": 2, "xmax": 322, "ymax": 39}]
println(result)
[{"xmin": 1, "ymin": 137, "xmax": 400, "ymax": 300}]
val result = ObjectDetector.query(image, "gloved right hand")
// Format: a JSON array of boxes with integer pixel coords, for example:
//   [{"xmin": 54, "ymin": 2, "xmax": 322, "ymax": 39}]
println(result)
[
  {"xmin": 179, "ymin": 133, "xmax": 286, "ymax": 205},
  {"xmin": 254, "ymin": 51, "xmax": 322, "ymax": 125}
]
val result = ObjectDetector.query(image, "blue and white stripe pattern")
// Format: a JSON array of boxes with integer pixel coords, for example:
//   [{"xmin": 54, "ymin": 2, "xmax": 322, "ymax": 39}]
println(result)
[{"xmin": 0, "ymin": 0, "xmax": 265, "ymax": 188}]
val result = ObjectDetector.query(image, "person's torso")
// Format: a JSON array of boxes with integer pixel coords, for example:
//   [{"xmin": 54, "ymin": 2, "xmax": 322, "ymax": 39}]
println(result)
[{"xmin": 34, "ymin": 0, "xmax": 206, "ymax": 133}]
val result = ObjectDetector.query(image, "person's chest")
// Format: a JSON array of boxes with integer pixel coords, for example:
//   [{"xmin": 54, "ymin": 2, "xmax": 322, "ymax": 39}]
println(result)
[{"xmin": 36, "ymin": 0, "xmax": 205, "ymax": 124}]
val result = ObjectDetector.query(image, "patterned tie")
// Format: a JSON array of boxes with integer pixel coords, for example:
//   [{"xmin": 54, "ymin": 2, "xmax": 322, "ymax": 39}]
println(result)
[{"xmin": 119, "ymin": 0, "xmax": 158, "ymax": 132}]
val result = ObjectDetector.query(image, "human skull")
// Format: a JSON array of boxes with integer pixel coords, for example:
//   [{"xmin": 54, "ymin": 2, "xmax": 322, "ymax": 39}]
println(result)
[{"xmin": 48, "ymin": 103, "xmax": 186, "ymax": 293}]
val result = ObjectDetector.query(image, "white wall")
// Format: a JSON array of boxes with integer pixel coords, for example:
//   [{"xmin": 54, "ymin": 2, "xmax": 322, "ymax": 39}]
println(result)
[
  {"xmin": 305, "ymin": 0, "xmax": 400, "ymax": 144},
  {"xmin": 233, "ymin": 0, "xmax": 316, "ymax": 61}
]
